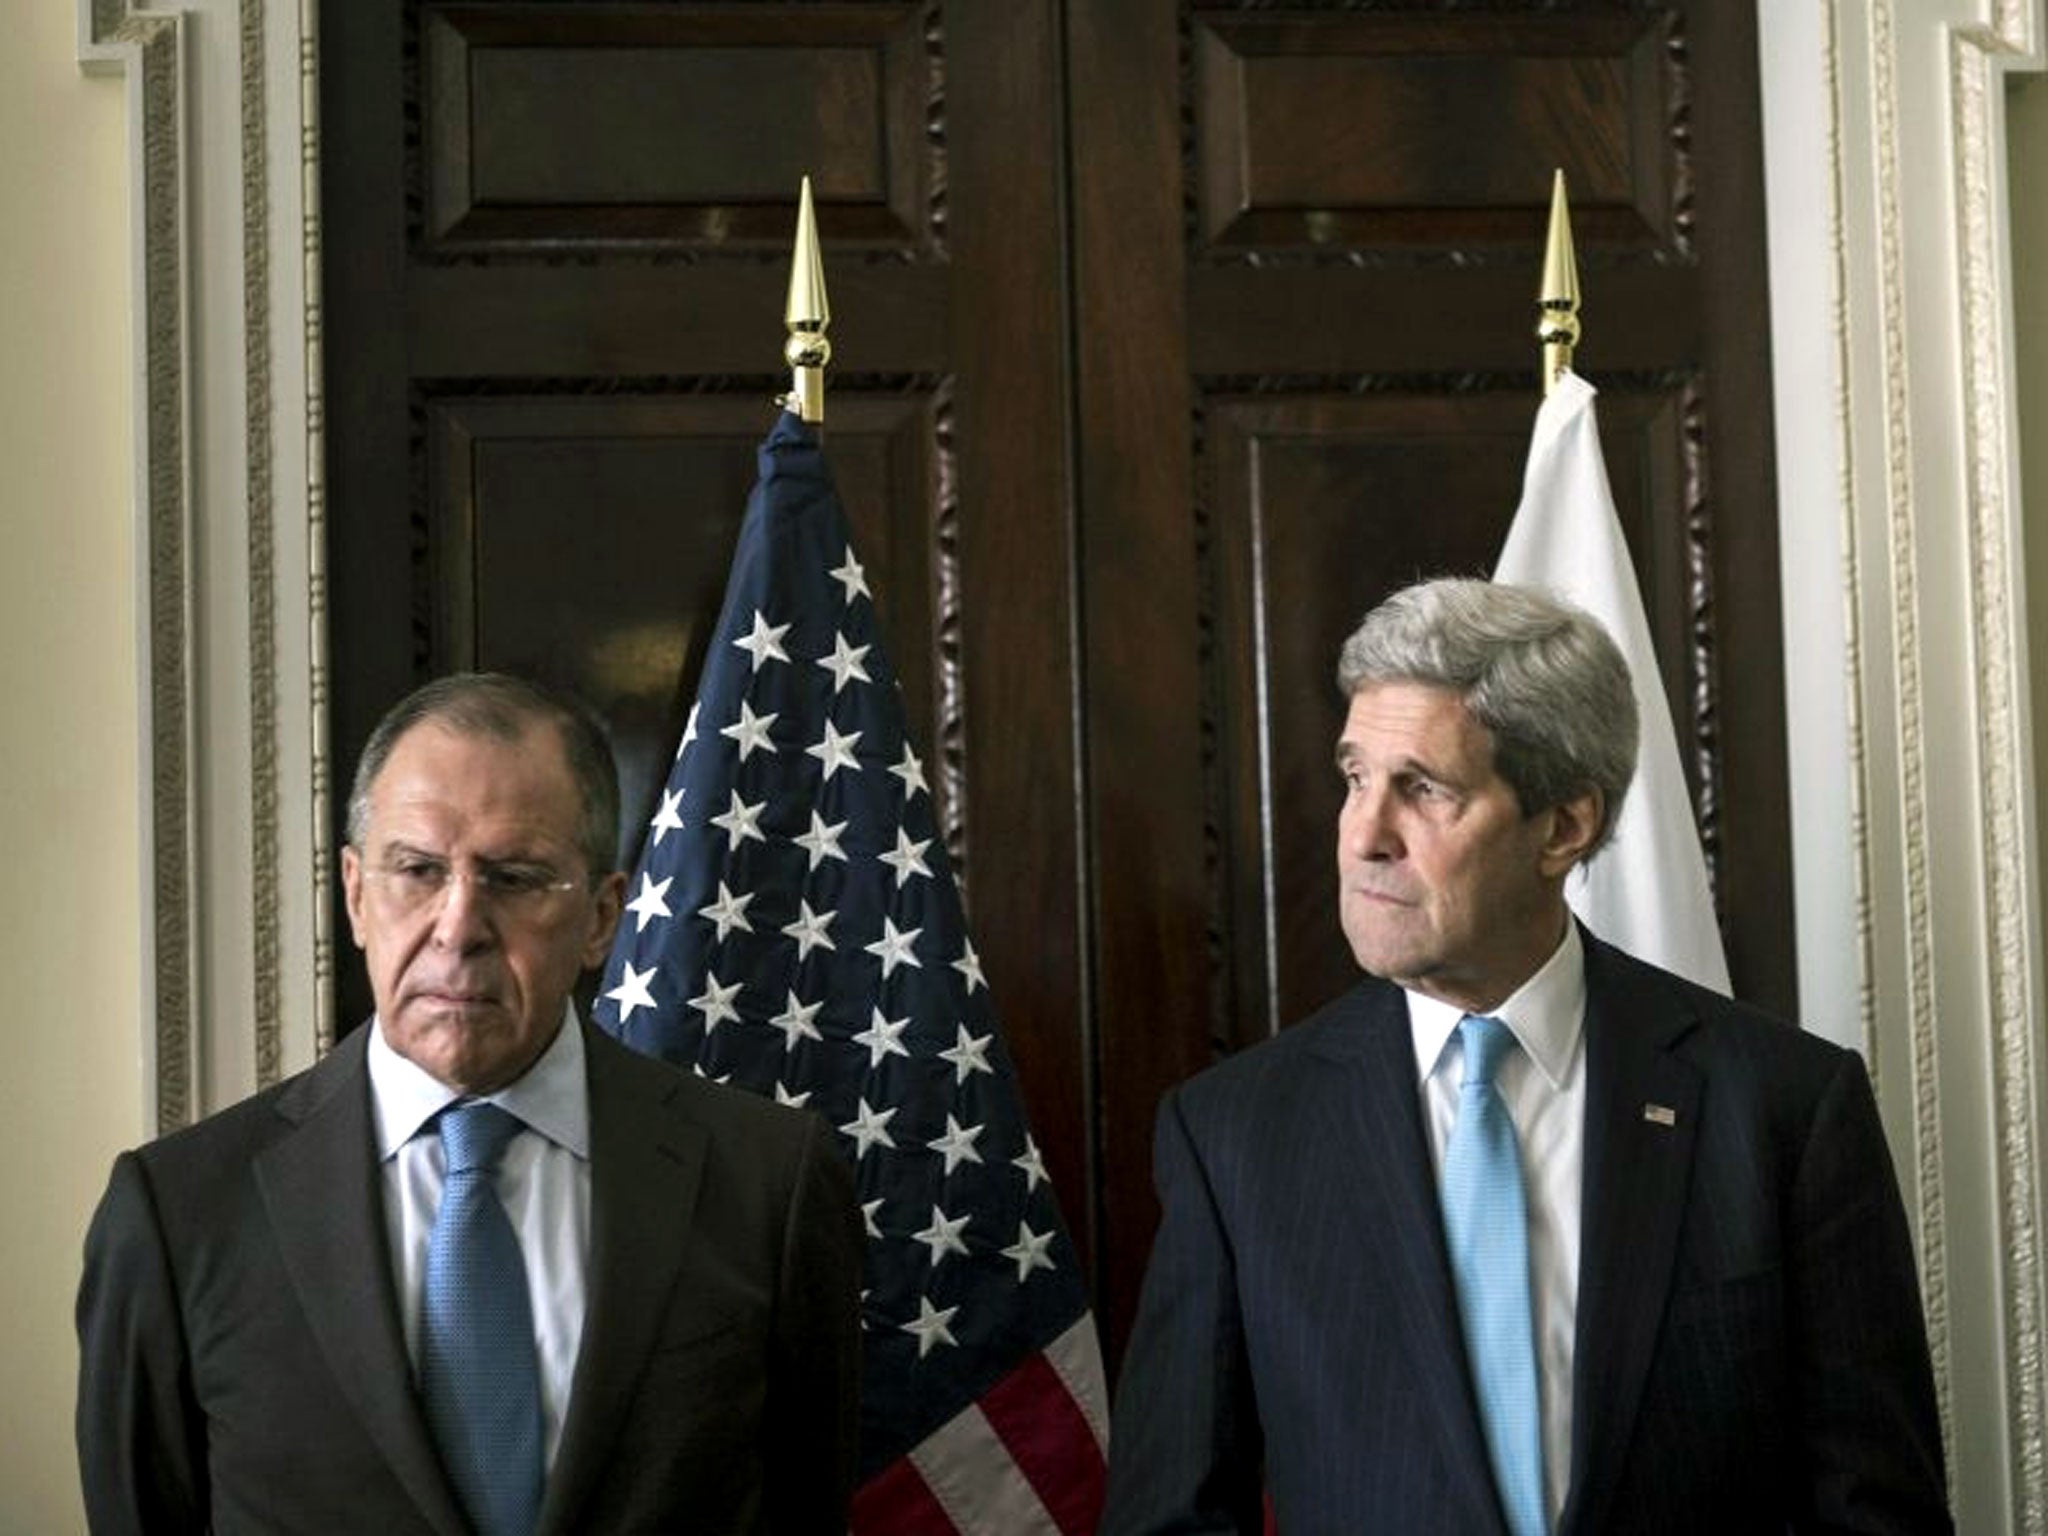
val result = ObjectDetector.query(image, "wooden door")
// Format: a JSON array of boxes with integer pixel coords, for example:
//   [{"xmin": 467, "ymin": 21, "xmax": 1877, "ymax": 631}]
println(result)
[{"xmin": 322, "ymin": 0, "xmax": 1788, "ymax": 1360}]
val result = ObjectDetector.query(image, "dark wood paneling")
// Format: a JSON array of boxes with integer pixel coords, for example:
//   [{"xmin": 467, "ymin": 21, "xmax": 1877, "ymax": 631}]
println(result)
[
  {"xmin": 403, "ymin": 267, "xmax": 949, "ymax": 377},
  {"xmin": 942, "ymin": 0, "xmax": 1093, "ymax": 1282},
  {"xmin": 1186, "ymin": 266, "xmax": 1700, "ymax": 375},
  {"xmin": 1067, "ymin": 0, "xmax": 1214, "ymax": 1352},
  {"xmin": 423, "ymin": 4, "xmax": 930, "ymax": 249},
  {"xmin": 1194, "ymin": 13, "xmax": 1674, "ymax": 250},
  {"xmin": 327, "ymin": 0, "xmax": 1791, "ymax": 1375},
  {"xmin": 1677, "ymin": 0, "xmax": 1787, "ymax": 1001}
]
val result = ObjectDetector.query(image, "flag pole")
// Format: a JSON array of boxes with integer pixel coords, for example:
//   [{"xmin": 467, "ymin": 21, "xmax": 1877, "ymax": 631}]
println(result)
[
  {"xmin": 783, "ymin": 174, "xmax": 831, "ymax": 423},
  {"xmin": 1538, "ymin": 169, "xmax": 1581, "ymax": 396}
]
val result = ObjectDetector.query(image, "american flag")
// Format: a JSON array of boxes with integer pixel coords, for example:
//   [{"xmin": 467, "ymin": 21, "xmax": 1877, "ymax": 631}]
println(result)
[{"xmin": 597, "ymin": 410, "xmax": 1108, "ymax": 1533}]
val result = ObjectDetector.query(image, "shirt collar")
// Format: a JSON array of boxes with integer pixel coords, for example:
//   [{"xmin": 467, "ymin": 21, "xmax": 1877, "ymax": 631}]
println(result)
[
  {"xmin": 1407, "ymin": 920, "xmax": 1586, "ymax": 1091},
  {"xmin": 367, "ymin": 1002, "xmax": 590, "ymax": 1161}
]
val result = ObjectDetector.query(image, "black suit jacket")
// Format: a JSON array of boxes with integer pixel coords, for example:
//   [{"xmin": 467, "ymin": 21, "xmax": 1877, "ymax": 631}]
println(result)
[
  {"xmin": 1101, "ymin": 932, "xmax": 1949, "ymax": 1535},
  {"xmin": 76, "ymin": 1020, "xmax": 863, "ymax": 1535}
]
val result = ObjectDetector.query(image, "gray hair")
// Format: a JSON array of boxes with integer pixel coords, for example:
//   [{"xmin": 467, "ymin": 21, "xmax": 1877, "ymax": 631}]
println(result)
[
  {"xmin": 1336, "ymin": 578, "xmax": 1639, "ymax": 856},
  {"xmin": 346, "ymin": 672, "xmax": 621, "ymax": 877}
]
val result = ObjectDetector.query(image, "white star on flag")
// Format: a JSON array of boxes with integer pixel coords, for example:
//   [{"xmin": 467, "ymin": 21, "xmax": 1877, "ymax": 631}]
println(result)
[
  {"xmin": 772, "ymin": 1081, "xmax": 812, "ymax": 1108},
  {"xmin": 817, "ymin": 632, "xmax": 873, "ymax": 693},
  {"xmin": 709, "ymin": 790, "xmax": 767, "ymax": 848},
  {"xmin": 852, "ymin": 1007, "xmax": 912, "ymax": 1068},
  {"xmin": 839, "ymin": 1097, "xmax": 898, "ymax": 1159},
  {"xmin": 890, "ymin": 743, "xmax": 928, "ymax": 801},
  {"xmin": 791, "ymin": 811, "xmax": 848, "ymax": 870},
  {"xmin": 769, "ymin": 990, "xmax": 825, "ymax": 1049},
  {"xmin": 624, "ymin": 872, "xmax": 673, "ymax": 933},
  {"xmin": 1013, "ymin": 1135, "xmax": 1048, "ymax": 1192},
  {"xmin": 687, "ymin": 971, "xmax": 743, "ymax": 1032},
  {"xmin": 952, "ymin": 939, "xmax": 987, "ymax": 994},
  {"xmin": 675, "ymin": 702, "xmax": 699, "ymax": 760},
  {"xmin": 938, "ymin": 1025, "xmax": 995, "ymax": 1085},
  {"xmin": 648, "ymin": 786, "xmax": 685, "ymax": 846},
  {"xmin": 913, "ymin": 1205, "xmax": 972, "ymax": 1267},
  {"xmin": 927, "ymin": 1114, "xmax": 986, "ymax": 1175},
  {"xmin": 865, "ymin": 918, "xmax": 922, "ymax": 977},
  {"xmin": 604, "ymin": 962, "xmax": 658, "ymax": 1023},
  {"xmin": 719, "ymin": 700, "xmax": 779, "ymax": 760},
  {"xmin": 781, "ymin": 899, "xmax": 837, "ymax": 959},
  {"xmin": 861, "ymin": 1199, "xmax": 885, "ymax": 1239},
  {"xmin": 1002, "ymin": 1220, "xmax": 1058, "ymax": 1283},
  {"xmin": 901, "ymin": 1295, "xmax": 959, "ymax": 1358},
  {"xmin": 732, "ymin": 609, "xmax": 791, "ymax": 671},
  {"xmin": 830, "ymin": 548, "xmax": 871, "ymax": 604},
  {"xmin": 807, "ymin": 720, "xmax": 863, "ymax": 780},
  {"xmin": 878, "ymin": 828, "xmax": 933, "ymax": 888},
  {"xmin": 696, "ymin": 881, "xmax": 755, "ymax": 942}
]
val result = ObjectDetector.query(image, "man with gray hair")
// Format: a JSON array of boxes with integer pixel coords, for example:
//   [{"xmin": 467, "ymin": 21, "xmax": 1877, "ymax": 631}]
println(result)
[
  {"xmin": 78, "ymin": 672, "xmax": 863, "ymax": 1534},
  {"xmin": 1102, "ymin": 579, "xmax": 1948, "ymax": 1534}
]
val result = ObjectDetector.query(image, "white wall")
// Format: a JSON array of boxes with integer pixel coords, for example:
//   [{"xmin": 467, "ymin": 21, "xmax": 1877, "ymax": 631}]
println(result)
[{"xmin": 0, "ymin": 2, "xmax": 142, "ymax": 1529}]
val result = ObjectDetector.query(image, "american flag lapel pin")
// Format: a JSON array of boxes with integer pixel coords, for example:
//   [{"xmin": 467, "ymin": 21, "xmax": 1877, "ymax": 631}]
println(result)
[{"xmin": 1642, "ymin": 1103, "xmax": 1678, "ymax": 1127}]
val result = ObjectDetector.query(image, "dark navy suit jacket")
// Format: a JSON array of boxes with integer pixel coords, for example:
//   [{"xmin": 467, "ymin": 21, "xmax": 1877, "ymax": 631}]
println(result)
[
  {"xmin": 1102, "ymin": 931, "xmax": 1949, "ymax": 1535},
  {"xmin": 76, "ymin": 1020, "xmax": 862, "ymax": 1535}
]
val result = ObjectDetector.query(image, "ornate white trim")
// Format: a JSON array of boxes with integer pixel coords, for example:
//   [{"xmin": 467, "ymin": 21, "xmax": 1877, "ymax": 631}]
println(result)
[
  {"xmin": 1862, "ymin": 0, "xmax": 1958, "ymax": 1457},
  {"xmin": 299, "ymin": 0, "xmax": 335, "ymax": 1055},
  {"xmin": 1951, "ymin": 13, "xmax": 2048, "ymax": 1521},
  {"xmin": 79, "ymin": 0, "xmax": 326, "ymax": 1122},
  {"xmin": 1771, "ymin": 0, "xmax": 2048, "ymax": 1524},
  {"xmin": 77, "ymin": 1, "xmax": 195, "ymax": 1134}
]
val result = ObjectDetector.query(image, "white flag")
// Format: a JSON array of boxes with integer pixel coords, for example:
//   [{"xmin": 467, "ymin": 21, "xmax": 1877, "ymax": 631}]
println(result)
[{"xmin": 1494, "ymin": 369, "xmax": 1731, "ymax": 993}]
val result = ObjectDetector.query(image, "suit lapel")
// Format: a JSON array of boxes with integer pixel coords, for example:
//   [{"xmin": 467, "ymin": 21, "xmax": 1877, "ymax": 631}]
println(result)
[
  {"xmin": 1312, "ymin": 985, "xmax": 1508, "ymax": 1535},
  {"xmin": 537, "ymin": 1026, "xmax": 708, "ymax": 1536},
  {"xmin": 1559, "ymin": 935, "xmax": 1703, "ymax": 1536},
  {"xmin": 254, "ymin": 1028, "xmax": 471, "ymax": 1536}
]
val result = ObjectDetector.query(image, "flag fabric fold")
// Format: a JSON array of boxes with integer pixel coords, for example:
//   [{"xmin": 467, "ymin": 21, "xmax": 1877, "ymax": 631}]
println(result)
[
  {"xmin": 1493, "ymin": 369, "xmax": 1731, "ymax": 994},
  {"xmin": 597, "ymin": 411, "xmax": 1108, "ymax": 1533}
]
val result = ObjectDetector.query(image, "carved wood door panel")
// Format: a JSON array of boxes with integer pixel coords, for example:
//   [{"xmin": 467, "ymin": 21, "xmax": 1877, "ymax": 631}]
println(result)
[{"xmin": 322, "ymin": 0, "xmax": 1787, "ymax": 1357}]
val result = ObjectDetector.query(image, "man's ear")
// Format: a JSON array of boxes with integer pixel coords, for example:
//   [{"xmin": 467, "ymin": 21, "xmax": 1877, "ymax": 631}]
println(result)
[
  {"xmin": 581, "ymin": 869, "xmax": 627, "ymax": 969},
  {"xmin": 1537, "ymin": 788, "xmax": 1604, "ymax": 879},
  {"xmin": 340, "ymin": 844, "xmax": 369, "ymax": 949}
]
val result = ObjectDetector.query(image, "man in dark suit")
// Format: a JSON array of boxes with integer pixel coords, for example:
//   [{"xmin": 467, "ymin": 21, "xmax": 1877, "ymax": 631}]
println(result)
[
  {"xmin": 1101, "ymin": 579, "xmax": 1949, "ymax": 1535},
  {"xmin": 77, "ymin": 673, "xmax": 863, "ymax": 1535}
]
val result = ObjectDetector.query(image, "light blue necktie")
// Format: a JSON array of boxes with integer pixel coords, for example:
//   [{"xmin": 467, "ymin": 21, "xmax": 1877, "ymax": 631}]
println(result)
[
  {"xmin": 419, "ymin": 1101, "xmax": 544, "ymax": 1536},
  {"xmin": 1441, "ymin": 1014, "xmax": 1547, "ymax": 1536}
]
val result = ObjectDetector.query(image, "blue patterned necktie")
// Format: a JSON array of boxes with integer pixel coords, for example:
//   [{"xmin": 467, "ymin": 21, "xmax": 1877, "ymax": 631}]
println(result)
[
  {"xmin": 420, "ymin": 1101, "xmax": 544, "ymax": 1536},
  {"xmin": 1440, "ymin": 1014, "xmax": 1547, "ymax": 1536}
]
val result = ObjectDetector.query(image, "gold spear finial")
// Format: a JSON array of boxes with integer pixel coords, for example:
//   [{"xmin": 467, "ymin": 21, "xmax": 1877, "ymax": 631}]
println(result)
[
  {"xmin": 1538, "ymin": 169, "xmax": 1581, "ymax": 396},
  {"xmin": 782, "ymin": 175, "xmax": 831, "ymax": 423}
]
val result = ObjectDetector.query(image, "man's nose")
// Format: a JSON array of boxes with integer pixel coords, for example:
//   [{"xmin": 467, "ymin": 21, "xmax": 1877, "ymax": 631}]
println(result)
[
  {"xmin": 429, "ymin": 871, "xmax": 497, "ymax": 948},
  {"xmin": 1341, "ymin": 785, "xmax": 1400, "ymax": 860}
]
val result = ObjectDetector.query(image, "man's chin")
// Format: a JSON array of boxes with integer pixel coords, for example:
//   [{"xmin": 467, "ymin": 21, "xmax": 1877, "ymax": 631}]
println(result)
[
  {"xmin": 1340, "ymin": 923, "xmax": 1430, "ymax": 981},
  {"xmin": 386, "ymin": 1008, "xmax": 539, "ymax": 1091}
]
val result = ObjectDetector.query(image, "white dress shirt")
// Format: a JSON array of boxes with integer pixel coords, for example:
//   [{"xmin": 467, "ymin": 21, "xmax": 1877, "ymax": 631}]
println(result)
[
  {"xmin": 1408, "ymin": 923, "xmax": 1586, "ymax": 1529},
  {"xmin": 368, "ymin": 1005, "xmax": 591, "ymax": 1469}
]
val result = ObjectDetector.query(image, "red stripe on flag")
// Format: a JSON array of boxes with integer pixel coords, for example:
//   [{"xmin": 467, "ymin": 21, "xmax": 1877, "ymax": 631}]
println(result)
[
  {"xmin": 851, "ymin": 1455, "xmax": 958, "ymax": 1536},
  {"xmin": 977, "ymin": 1351, "xmax": 1107, "ymax": 1536}
]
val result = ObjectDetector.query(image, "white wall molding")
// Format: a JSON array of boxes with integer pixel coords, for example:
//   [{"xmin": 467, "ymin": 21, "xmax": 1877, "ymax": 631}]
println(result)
[
  {"xmin": 79, "ymin": 0, "xmax": 328, "ymax": 1129},
  {"xmin": 1764, "ymin": 1, "xmax": 2047, "ymax": 1526}
]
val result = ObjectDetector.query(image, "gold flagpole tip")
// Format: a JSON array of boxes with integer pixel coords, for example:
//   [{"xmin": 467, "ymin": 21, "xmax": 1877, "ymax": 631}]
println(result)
[
  {"xmin": 782, "ymin": 175, "xmax": 831, "ymax": 423},
  {"xmin": 1538, "ymin": 169, "xmax": 1581, "ymax": 396}
]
